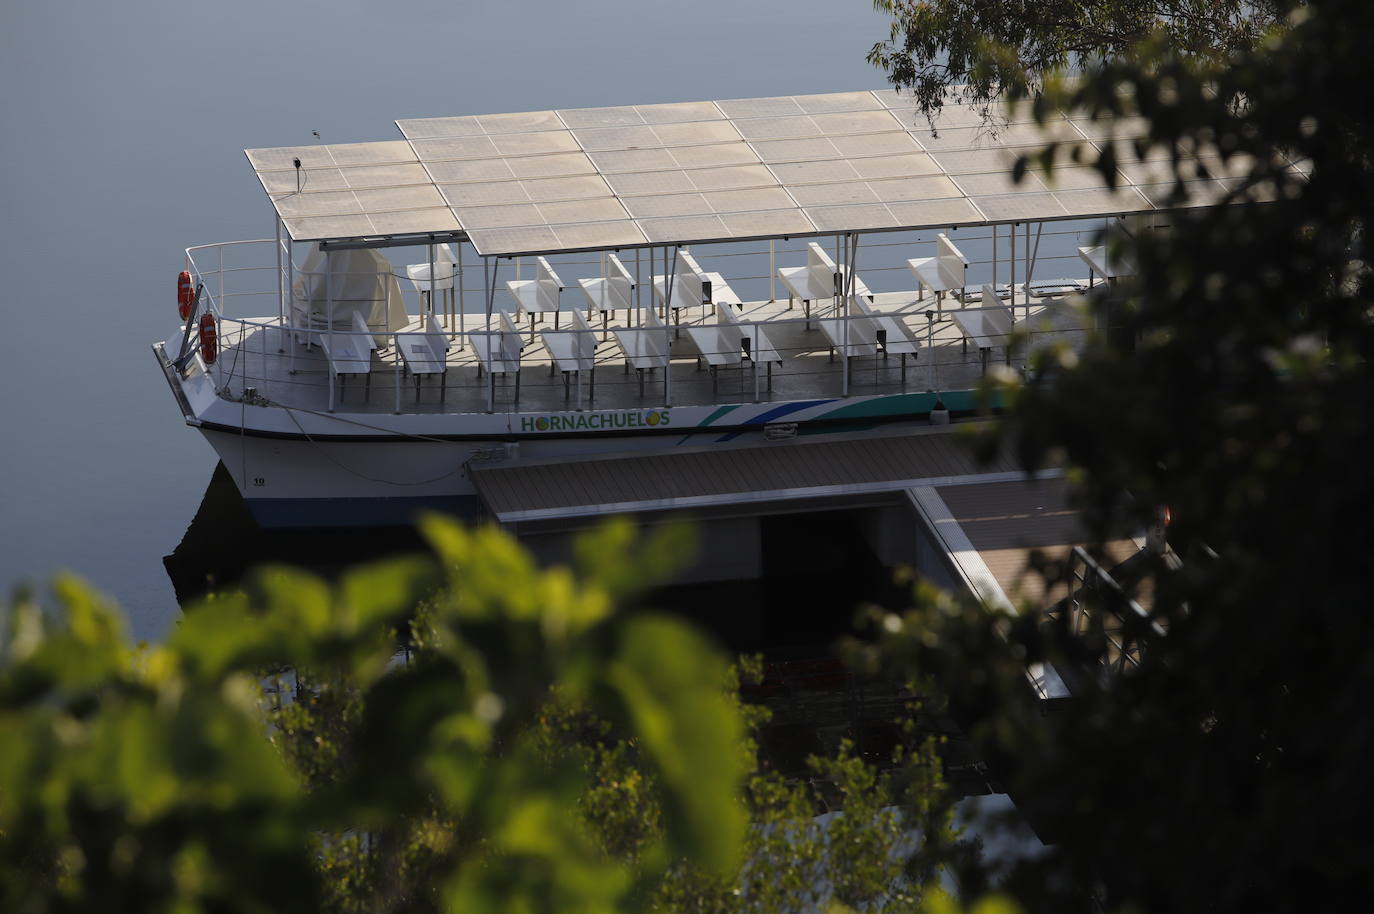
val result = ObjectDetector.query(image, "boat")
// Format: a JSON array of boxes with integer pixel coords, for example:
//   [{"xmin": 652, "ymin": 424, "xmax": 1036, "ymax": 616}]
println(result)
[{"xmin": 152, "ymin": 88, "xmax": 1214, "ymax": 528}]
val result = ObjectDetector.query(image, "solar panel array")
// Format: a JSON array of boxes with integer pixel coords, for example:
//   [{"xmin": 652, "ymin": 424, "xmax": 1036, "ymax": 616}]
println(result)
[{"xmin": 246, "ymin": 89, "xmax": 1251, "ymax": 257}]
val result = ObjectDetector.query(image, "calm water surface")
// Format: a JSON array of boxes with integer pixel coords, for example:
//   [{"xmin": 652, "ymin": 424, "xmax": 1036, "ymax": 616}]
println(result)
[{"xmin": 0, "ymin": 0, "xmax": 895, "ymax": 641}]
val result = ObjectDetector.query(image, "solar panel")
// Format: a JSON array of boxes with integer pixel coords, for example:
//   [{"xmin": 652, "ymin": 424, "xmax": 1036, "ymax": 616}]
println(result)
[
  {"xmin": 437, "ymin": 181, "xmax": 529, "ymax": 206},
  {"xmin": 639, "ymin": 214, "xmax": 729, "ymax": 244},
  {"xmin": 558, "ymin": 106, "xmax": 649, "ymax": 129},
  {"xmin": 793, "ymin": 91, "xmax": 884, "ymax": 114},
  {"xmin": 477, "ymin": 110, "xmax": 564, "ymax": 134},
  {"xmin": 686, "ymin": 165, "xmax": 776, "ymax": 191},
  {"xmin": 701, "ymin": 187, "xmax": 795, "ymax": 212},
  {"xmin": 955, "ymin": 171, "xmax": 1048, "ymax": 196},
  {"xmin": 718, "ymin": 209, "xmax": 815, "ymax": 238},
  {"xmin": 886, "ymin": 198, "xmax": 984, "ymax": 226},
  {"xmin": 752, "ymin": 138, "xmax": 840, "ymax": 163},
  {"xmin": 805, "ymin": 203, "xmax": 899, "ymax": 231},
  {"xmin": 830, "ymin": 132, "xmax": 922, "ymax": 157},
  {"xmin": 850, "ymin": 153, "xmax": 941, "ymax": 179},
  {"xmin": 607, "ymin": 171, "xmax": 695, "ymax": 196},
  {"xmin": 551, "ymin": 220, "xmax": 646, "ymax": 249},
  {"xmin": 789, "ymin": 182, "xmax": 881, "ymax": 206},
  {"xmin": 973, "ymin": 192, "xmax": 1070, "ymax": 222},
  {"xmin": 427, "ymin": 159, "xmax": 516, "ymax": 183},
  {"xmin": 506, "ymin": 153, "xmax": 597, "ymax": 179},
  {"xmin": 248, "ymin": 88, "xmax": 1269, "ymax": 255},
  {"xmin": 621, "ymin": 193, "xmax": 714, "ymax": 219},
  {"xmin": 668, "ymin": 142, "xmax": 759, "ymax": 168},
  {"xmin": 590, "ymin": 148, "xmax": 679, "ymax": 173},
  {"xmin": 517, "ymin": 175, "xmax": 611, "ymax": 201},
  {"xmin": 271, "ymin": 190, "xmax": 363, "ymax": 218},
  {"xmin": 870, "ymin": 175, "xmax": 964, "ymax": 201},
  {"xmin": 1054, "ymin": 186, "xmax": 1152, "ymax": 216}
]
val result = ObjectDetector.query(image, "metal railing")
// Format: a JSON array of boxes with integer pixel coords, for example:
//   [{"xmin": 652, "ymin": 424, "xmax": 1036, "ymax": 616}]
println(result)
[
  {"xmin": 174, "ymin": 239, "xmax": 1104, "ymax": 416},
  {"xmin": 1043, "ymin": 546, "xmax": 1166, "ymax": 678}
]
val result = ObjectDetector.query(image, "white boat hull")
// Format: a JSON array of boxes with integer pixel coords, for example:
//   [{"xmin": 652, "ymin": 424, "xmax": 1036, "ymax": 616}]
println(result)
[
  {"xmin": 157, "ymin": 340, "xmax": 969, "ymax": 526},
  {"xmin": 195, "ymin": 404, "xmax": 952, "ymax": 527}
]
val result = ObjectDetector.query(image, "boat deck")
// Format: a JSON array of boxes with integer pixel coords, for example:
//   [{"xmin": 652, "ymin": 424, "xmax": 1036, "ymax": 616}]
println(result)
[{"xmin": 205, "ymin": 288, "xmax": 1093, "ymax": 416}]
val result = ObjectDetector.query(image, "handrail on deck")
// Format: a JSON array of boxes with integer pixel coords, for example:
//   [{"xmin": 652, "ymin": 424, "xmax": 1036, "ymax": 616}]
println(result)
[
  {"xmin": 172, "ymin": 237, "xmax": 1101, "ymax": 414},
  {"xmin": 1043, "ymin": 546, "xmax": 1165, "ymax": 678}
]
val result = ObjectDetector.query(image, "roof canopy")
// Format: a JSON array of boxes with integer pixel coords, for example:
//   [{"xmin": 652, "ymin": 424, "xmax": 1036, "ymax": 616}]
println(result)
[{"xmin": 247, "ymin": 89, "xmax": 1245, "ymax": 257}]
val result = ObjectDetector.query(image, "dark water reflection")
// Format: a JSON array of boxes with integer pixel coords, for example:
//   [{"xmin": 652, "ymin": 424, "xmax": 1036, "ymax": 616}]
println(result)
[
  {"xmin": 165, "ymin": 465, "xmax": 908, "ymax": 658},
  {"xmin": 163, "ymin": 464, "xmax": 426, "ymax": 605},
  {"xmin": 166, "ymin": 466, "xmax": 945, "ymax": 783}
]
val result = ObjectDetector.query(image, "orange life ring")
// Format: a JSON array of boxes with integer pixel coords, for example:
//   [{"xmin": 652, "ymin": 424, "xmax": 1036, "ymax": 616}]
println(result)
[
  {"xmin": 178, "ymin": 270, "xmax": 195, "ymax": 319},
  {"xmin": 198, "ymin": 312, "xmax": 218, "ymax": 365}
]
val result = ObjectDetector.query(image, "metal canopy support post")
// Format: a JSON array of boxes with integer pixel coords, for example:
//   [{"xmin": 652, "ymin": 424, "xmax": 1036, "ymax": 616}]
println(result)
[
  {"xmin": 218, "ymin": 245, "xmax": 225, "ymax": 333},
  {"xmin": 664, "ymin": 246, "xmax": 677, "ymax": 406},
  {"xmin": 752, "ymin": 322, "xmax": 761, "ymax": 403},
  {"xmin": 846, "ymin": 233, "xmax": 863, "ymax": 396},
  {"xmin": 427, "ymin": 242, "xmax": 437, "ymax": 318},
  {"xmin": 395, "ymin": 330, "xmax": 403, "ymax": 413},
  {"xmin": 833, "ymin": 234, "xmax": 842, "ymax": 319},
  {"xmin": 326, "ymin": 264, "xmax": 335, "ymax": 413},
  {"xmin": 457, "ymin": 241, "xmax": 465, "ymax": 348},
  {"xmin": 275, "ymin": 217, "xmax": 284, "ymax": 324},
  {"xmin": 214, "ymin": 246, "xmax": 225, "ymax": 393},
  {"xmin": 276, "ymin": 217, "xmax": 287, "ymax": 365},
  {"xmin": 1024, "ymin": 222, "xmax": 1032, "ymax": 321},
  {"xmin": 483, "ymin": 256, "xmax": 494, "ymax": 413},
  {"xmin": 1010, "ymin": 222, "xmax": 1017, "ymax": 315},
  {"xmin": 839, "ymin": 233, "xmax": 849, "ymax": 396},
  {"xmin": 286, "ymin": 242, "xmax": 296, "ymax": 369},
  {"xmin": 992, "ymin": 223, "xmax": 998, "ymax": 293},
  {"xmin": 925, "ymin": 310, "xmax": 939, "ymax": 397},
  {"xmin": 769, "ymin": 239, "xmax": 776, "ymax": 302}
]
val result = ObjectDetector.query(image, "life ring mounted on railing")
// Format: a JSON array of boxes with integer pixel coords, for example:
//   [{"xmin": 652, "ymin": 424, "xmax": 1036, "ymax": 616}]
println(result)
[
  {"xmin": 198, "ymin": 312, "xmax": 218, "ymax": 365},
  {"xmin": 177, "ymin": 270, "xmax": 195, "ymax": 320}
]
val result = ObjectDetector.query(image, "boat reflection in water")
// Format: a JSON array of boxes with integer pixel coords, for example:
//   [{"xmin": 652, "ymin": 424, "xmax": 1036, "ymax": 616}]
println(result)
[
  {"xmin": 165, "ymin": 466, "xmax": 968, "ymax": 786},
  {"xmin": 164, "ymin": 463, "xmax": 906, "ymax": 657},
  {"xmin": 163, "ymin": 463, "xmax": 428, "ymax": 605}
]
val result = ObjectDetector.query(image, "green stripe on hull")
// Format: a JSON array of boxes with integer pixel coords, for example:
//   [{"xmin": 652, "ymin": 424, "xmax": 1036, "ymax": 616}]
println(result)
[{"xmin": 808, "ymin": 389, "xmax": 990, "ymax": 423}]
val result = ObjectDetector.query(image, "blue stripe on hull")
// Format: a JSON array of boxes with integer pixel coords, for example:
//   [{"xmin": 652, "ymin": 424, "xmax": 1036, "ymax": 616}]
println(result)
[{"xmin": 246, "ymin": 494, "xmax": 484, "ymax": 528}]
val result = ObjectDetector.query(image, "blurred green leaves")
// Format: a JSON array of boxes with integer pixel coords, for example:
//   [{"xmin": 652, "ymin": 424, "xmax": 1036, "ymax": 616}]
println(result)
[
  {"xmin": 869, "ymin": 0, "xmax": 1286, "ymax": 123},
  {"xmin": 872, "ymin": 0, "xmax": 1374, "ymax": 910},
  {"xmin": 602, "ymin": 616, "xmax": 744, "ymax": 876},
  {"xmin": 0, "ymin": 516, "xmax": 746, "ymax": 914}
]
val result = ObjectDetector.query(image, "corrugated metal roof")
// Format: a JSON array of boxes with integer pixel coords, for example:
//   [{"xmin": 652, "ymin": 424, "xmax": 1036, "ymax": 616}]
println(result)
[
  {"xmin": 246, "ymin": 88, "xmax": 1258, "ymax": 254},
  {"xmin": 471, "ymin": 429, "xmax": 1019, "ymax": 521}
]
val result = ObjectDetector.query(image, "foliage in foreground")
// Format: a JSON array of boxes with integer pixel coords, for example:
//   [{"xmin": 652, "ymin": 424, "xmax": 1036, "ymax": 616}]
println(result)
[
  {"xmin": 867, "ymin": 0, "xmax": 1374, "ymax": 910},
  {"xmin": 531, "ymin": 663, "xmax": 967, "ymax": 914},
  {"xmin": 1, "ymin": 518, "xmax": 992, "ymax": 913},
  {"xmin": 869, "ymin": 0, "xmax": 1291, "ymax": 121},
  {"xmin": 0, "ymin": 518, "xmax": 748, "ymax": 913}
]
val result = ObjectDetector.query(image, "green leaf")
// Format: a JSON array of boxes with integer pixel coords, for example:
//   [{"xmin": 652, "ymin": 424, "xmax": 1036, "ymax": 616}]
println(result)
[{"xmin": 602, "ymin": 615, "xmax": 745, "ymax": 875}]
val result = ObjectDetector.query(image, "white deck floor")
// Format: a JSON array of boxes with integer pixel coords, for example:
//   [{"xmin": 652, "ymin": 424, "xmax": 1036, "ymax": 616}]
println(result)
[{"xmin": 205, "ymin": 288, "xmax": 1092, "ymax": 416}]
